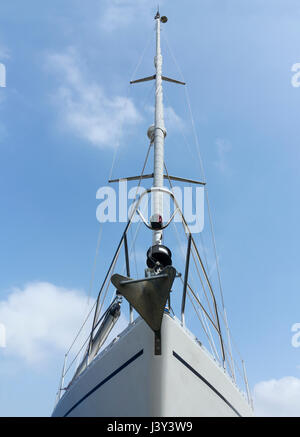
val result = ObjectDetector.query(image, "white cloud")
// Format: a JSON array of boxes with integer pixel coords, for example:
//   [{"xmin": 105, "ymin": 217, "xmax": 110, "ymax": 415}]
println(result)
[
  {"xmin": 0, "ymin": 323, "xmax": 5, "ymax": 348},
  {"xmin": 100, "ymin": 1, "xmax": 136, "ymax": 32},
  {"xmin": 46, "ymin": 48, "xmax": 142, "ymax": 149},
  {"xmin": 100, "ymin": 0, "xmax": 161, "ymax": 32},
  {"xmin": 146, "ymin": 104, "xmax": 184, "ymax": 132},
  {"xmin": 0, "ymin": 282, "xmax": 92, "ymax": 365},
  {"xmin": 164, "ymin": 106, "xmax": 185, "ymax": 132},
  {"xmin": 253, "ymin": 376, "xmax": 300, "ymax": 417},
  {"xmin": 0, "ymin": 280, "xmax": 130, "ymax": 373}
]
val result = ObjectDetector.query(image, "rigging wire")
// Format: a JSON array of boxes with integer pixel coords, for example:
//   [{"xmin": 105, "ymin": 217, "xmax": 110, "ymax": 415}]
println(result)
[
  {"xmin": 130, "ymin": 226, "xmax": 139, "ymax": 278},
  {"xmin": 62, "ymin": 23, "xmax": 245, "ymax": 387},
  {"xmin": 164, "ymin": 84, "xmax": 211, "ymax": 277},
  {"xmin": 65, "ymin": 300, "xmax": 97, "ymax": 358},
  {"xmin": 129, "ymin": 29, "xmax": 154, "ymax": 84},
  {"xmin": 163, "ymin": 29, "xmax": 236, "ymax": 376},
  {"xmin": 169, "ymin": 216, "xmax": 220, "ymax": 362},
  {"xmin": 164, "ymin": 163, "xmax": 216, "ymax": 324},
  {"xmin": 186, "ymin": 287, "xmax": 220, "ymax": 361},
  {"xmin": 78, "ymin": 27, "xmax": 155, "ymax": 332},
  {"xmin": 56, "ymin": 21, "xmax": 250, "ymax": 403},
  {"xmin": 95, "ymin": 139, "xmax": 153, "ymax": 324},
  {"xmin": 168, "ymin": 211, "xmax": 220, "ymax": 360},
  {"xmin": 108, "ymin": 25, "xmax": 154, "ymax": 183},
  {"xmin": 163, "ymin": 166, "xmax": 228, "ymax": 366},
  {"xmin": 89, "ymin": 28, "xmax": 157, "ymax": 325},
  {"xmin": 162, "ymin": 60, "xmax": 210, "ymax": 278}
]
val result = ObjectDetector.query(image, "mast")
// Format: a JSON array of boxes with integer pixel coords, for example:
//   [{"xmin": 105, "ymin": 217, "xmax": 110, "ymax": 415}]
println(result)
[
  {"xmin": 151, "ymin": 11, "xmax": 166, "ymax": 246},
  {"xmin": 129, "ymin": 12, "xmax": 184, "ymax": 272}
]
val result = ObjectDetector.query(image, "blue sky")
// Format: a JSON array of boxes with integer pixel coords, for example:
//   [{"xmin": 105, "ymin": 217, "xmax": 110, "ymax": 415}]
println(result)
[{"xmin": 1, "ymin": 0, "xmax": 300, "ymax": 416}]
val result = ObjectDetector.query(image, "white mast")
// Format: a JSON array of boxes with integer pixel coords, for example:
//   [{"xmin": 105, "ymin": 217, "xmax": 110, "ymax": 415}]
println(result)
[{"xmin": 152, "ymin": 11, "xmax": 166, "ymax": 246}]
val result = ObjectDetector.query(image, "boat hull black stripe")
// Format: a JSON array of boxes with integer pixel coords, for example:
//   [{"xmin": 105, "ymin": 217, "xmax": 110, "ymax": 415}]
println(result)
[
  {"xmin": 63, "ymin": 349, "xmax": 144, "ymax": 417},
  {"xmin": 173, "ymin": 351, "xmax": 242, "ymax": 417}
]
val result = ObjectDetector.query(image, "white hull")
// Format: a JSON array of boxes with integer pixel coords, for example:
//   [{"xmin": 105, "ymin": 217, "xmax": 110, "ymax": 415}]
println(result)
[{"xmin": 52, "ymin": 314, "xmax": 253, "ymax": 417}]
